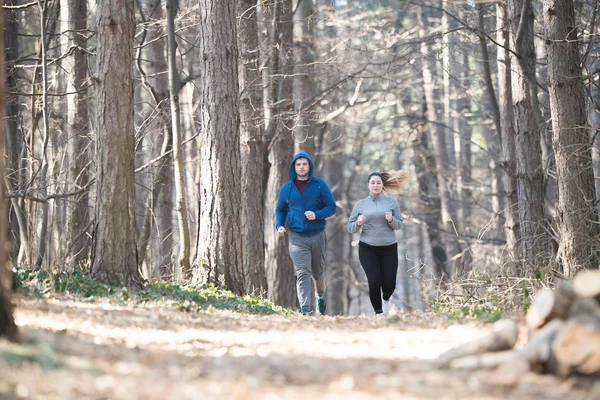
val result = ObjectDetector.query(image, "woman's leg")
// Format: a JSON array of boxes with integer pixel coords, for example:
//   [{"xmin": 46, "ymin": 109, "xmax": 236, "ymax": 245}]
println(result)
[
  {"xmin": 380, "ymin": 243, "xmax": 398, "ymax": 301},
  {"xmin": 358, "ymin": 242, "xmax": 383, "ymax": 313}
]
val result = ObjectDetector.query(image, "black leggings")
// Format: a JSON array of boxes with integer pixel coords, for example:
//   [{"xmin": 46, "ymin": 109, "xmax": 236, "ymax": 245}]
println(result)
[{"xmin": 358, "ymin": 241, "xmax": 398, "ymax": 313}]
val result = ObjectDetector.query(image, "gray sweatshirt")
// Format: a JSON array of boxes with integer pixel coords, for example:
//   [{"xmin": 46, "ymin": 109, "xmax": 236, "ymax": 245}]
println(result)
[{"xmin": 347, "ymin": 194, "xmax": 403, "ymax": 246}]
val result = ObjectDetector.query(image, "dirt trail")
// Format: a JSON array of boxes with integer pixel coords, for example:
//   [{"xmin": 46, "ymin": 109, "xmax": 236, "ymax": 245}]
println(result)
[{"xmin": 1, "ymin": 296, "xmax": 598, "ymax": 399}]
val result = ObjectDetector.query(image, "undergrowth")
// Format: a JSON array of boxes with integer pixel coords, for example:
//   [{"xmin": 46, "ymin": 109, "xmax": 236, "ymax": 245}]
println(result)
[
  {"xmin": 425, "ymin": 269, "xmax": 555, "ymax": 322},
  {"xmin": 12, "ymin": 268, "xmax": 287, "ymax": 316}
]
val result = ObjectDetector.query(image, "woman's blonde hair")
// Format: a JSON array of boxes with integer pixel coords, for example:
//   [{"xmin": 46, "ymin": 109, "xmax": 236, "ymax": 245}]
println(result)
[{"xmin": 368, "ymin": 170, "xmax": 409, "ymax": 194}]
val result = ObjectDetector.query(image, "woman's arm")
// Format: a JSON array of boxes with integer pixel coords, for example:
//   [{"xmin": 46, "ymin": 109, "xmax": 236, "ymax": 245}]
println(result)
[
  {"xmin": 347, "ymin": 203, "xmax": 362, "ymax": 233},
  {"xmin": 387, "ymin": 199, "xmax": 403, "ymax": 230}
]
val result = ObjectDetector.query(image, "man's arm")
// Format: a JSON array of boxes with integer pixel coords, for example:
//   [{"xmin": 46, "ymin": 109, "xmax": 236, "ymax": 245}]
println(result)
[
  {"xmin": 314, "ymin": 181, "xmax": 336, "ymax": 220},
  {"xmin": 275, "ymin": 184, "xmax": 289, "ymax": 229}
]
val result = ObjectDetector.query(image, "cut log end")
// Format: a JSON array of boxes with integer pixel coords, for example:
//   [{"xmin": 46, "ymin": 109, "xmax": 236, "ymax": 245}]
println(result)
[{"xmin": 573, "ymin": 270, "xmax": 600, "ymax": 299}]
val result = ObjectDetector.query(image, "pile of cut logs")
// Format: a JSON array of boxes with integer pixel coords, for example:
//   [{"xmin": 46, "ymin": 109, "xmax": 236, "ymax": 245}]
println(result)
[{"xmin": 434, "ymin": 269, "xmax": 600, "ymax": 380}]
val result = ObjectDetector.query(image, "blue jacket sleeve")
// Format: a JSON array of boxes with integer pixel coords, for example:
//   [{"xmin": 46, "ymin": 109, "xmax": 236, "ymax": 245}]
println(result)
[
  {"xmin": 275, "ymin": 184, "xmax": 289, "ymax": 229},
  {"xmin": 314, "ymin": 181, "xmax": 336, "ymax": 220}
]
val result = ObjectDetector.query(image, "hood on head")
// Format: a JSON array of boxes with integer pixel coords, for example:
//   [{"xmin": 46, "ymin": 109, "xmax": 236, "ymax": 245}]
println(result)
[{"xmin": 289, "ymin": 152, "xmax": 314, "ymax": 180}]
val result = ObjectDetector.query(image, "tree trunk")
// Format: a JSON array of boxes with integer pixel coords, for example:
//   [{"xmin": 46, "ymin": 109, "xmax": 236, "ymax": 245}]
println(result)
[
  {"xmin": 496, "ymin": 1, "xmax": 520, "ymax": 271},
  {"xmin": 543, "ymin": 0, "xmax": 600, "ymax": 276},
  {"xmin": 4, "ymin": 1, "xmax": 30, "ymax": 266},
  {"xmin": 262, "ymin": 0, "xmax": 296, "ymax": 308},
  {"xmin": 477, "ymin": 4, "xmax": 505, "ymax": 230},
  {"xmin": 418, "ymin": 6, "xmax": 463, "ymax": 277},
  {"xmin": 293, "ymin": 0, "xmax": 317, "ymax": 156},
  {"xmin": 134, "ymin": 0, "xmax": 174, "ymax": 279},
  {"xmin": 0, "ymin": 4, "xmax": 19, "ymax": 341},
  {"xmin": 166, "ymin": 0, "xmax": 191, "ymax": 279},
  {"xmin": 324, "ymin": 135, "xmax": 347, "ymax": 315},
  {"xmin": 412, "ymin": 130, "xmax": 450, "ymax": 284},
  {"xmin": 194, "ymin": 0, "xmax": 244, "ymax": 295},
  {"xmin": 65, "ymin": 0, "xmax": 91, "ymax": 269},
  {"xmin": 34, "ymin": 0, "xmax": 52, "ymax": 269},
  {"xmin": 238, "ymin": 0, "xmax": 267, "ymax": 294},
  {"xmin": 509, "ymin": 0, "xmax": 553, "ymax": 271},
  {"xmin": 91, "ymin": 0, "xmax": 140, "ymax": 287}
]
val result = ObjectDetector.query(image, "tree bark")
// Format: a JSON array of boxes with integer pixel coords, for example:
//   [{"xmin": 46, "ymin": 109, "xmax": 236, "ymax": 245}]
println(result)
[
  {"xmin": 166, "ymin": 0, "xmax": 191, "ymax": 279},
  {"xmin": 0, "ymin": 5, "xmax": 19, "ymax": 341},
  {"xmin": 509, "ymin": 0, "xmax": 553, "ymax": 271},
  {"xmin": 293, "ymin": 0, "xmax": 318, "ymax": 156},
  {"xmin": 543, "ymin": 0, "xmax": 600, "ymax": 276},
  {"xmin": 496, "ymin": 1, "xmax": 520, "ymax": 272},
  {"xmin": 194, "ymin": 0, "xmax": 244, "ymax": 295},
  {"xmin": 91, "ymin": 0, "xmax": 140, "ymax": 287},
  {"xmin": 418, "ymin": 6, "xmax": 463, "ymax": 277},
  {"xmin": 262, "ymin": 0, "xmax": 297, "ymax": 308},
  {"xmin": 65, "ymin": 0, "xmax": 91, "ymax": 269},
  {"xmin": 4, "ymin": 0, "xmax": 30, "ymax": 266},
  {"xmin": 238, "ymin": 0, "xmax": 267, "ymax": 294}
]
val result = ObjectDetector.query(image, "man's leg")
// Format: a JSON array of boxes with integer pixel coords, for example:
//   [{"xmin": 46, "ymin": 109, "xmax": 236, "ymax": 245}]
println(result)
[
  {"xmin": 288, "ymin": 232, "xmax": 314, "ymax": 312},
  {"xmin": 310, "ymin": 231, "xmax": 327, "ymax": 296},
  {"xmin": 310, "ymin": 231, "xmax": 327, "ymax": 314}
]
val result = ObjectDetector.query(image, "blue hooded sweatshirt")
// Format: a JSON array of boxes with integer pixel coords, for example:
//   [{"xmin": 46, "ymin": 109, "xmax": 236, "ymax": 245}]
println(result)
[{"xmin": 275, "ymin": 152, "xmax": 337, "ymax": 237}]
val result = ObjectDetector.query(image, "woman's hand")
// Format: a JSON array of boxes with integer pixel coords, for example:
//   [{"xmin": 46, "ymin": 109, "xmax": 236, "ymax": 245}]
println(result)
[
  {"xmin": 357, "ymin": 214, "xmax": 366, "ymax": 226},
  {"xmin": 385, "ymin": 210, "xmax": 393, "ymax": 222}
]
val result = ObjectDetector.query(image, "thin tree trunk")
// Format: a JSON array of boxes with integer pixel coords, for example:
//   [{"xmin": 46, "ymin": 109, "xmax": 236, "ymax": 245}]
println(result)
[
  {"xmin": 0, "ymin": 4, "xmax": 19, "ymax": 341},
  {"xmin": 66, "ymin": 0, "xmax": 91, "ymax": 269},
  {"xmin": 194, "ymin": 0, "xmax": 244, "ymax": 295},
  {"xmin": 477, "ymin": 4, "xmax": 505, "ymax": 229},
  {"xmin": 262, "ymin": 0, "xmax": 296, "ymax": 308},
  {"xmin": 324, "ymin": 135, "xmax": 346, "ymax": 315},
  {"xmin": 412, "ymin": 130, "xmax": 450, "ymax": 284},
  {"xmin": 543, "ymin": 0, "xmax": 600, "ymax": 276},
  {"xmin": 293, "ymin": 0, "xmax": 317, "ymax": 156},
  {"xmin": 34, "ymin": 0, "xmax": 52, "ymax": 269},
  {"xmin": 166, "ymin": 0, "xmax": 191, "ymax": 279},
  {"xmin": 4, "ymin": 1, "xmax": 30, "ymax": 266},
  {"xmin": 91, "ymin": 0, "xmax": 140, "ymax": 287},
  {"xmin": 419, "ymin": 6, "xmax": 463, "ymax": 277},
  {"xmin": 497, "ymin": 1, "xmax": 520, "ymax": 271},
  {"xmin": 238, "ymin": 0, "xmax": 267, "ymax": 294},
  {"xmin": 134, "ymin": 0, "xmax": 174, "ymax": 278}
]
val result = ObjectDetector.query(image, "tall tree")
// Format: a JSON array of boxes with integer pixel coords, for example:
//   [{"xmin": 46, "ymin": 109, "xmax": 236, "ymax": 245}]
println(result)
[
  {"xmin": 65, "ymin": 0, "xmax": 91, "ymax": 269},
  {"xmin": 496, "ymin": 1, "xmax": 520, "ymax": 270},
  {"xmin": 166, "ymin": 0, "xmax": 192, "ymax": 278},
  {"xmin": 509, "ymin": 0, "xmax": 553, "ymax": 271},
  {"xmin": 194, "ymin": 0, "xmax": 244, "ymax": 295},
  {"xmin": 91, "ymin": 0, "xmax": 140, "ymax": 286},
  {"xmin": 0, "ymin": 4, "xmax": 19, "ymax": 341},
  {"xmin": 293, "ymin": 0, "xmax": 318, "ymax": 155},
  {"xmin": 418, "ymin": 6, "xmax": 463, "ymax": 277},
  {"xmin": 543, "ymin": 0, "xmax": 600, "ymax": 276},
  {"xmin": 262, "ymin": 0, "xmax": 296, "ymax": 307},
  {"xmin": 238, "ymin": 0, "xmax": 267, "ymax": 294},
  {"xmin": 4, "ymin": 0, "xmax": 30, "ymax": 266}
]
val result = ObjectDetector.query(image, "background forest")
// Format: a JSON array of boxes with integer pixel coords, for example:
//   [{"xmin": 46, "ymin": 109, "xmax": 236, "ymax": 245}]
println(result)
[{"xmin": 1, "ymin": 0, "xmax": 600, "ymax": 317}]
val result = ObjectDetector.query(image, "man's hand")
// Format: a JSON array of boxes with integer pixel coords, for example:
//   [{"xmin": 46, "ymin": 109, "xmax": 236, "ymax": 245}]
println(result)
[
  {"xmin": 304, "ymin": 211, "xmax": 316, "ymax": 221},
  {"xmin": 277, "ymin": 226, "xmax": 287, "ymax": 237},
  {"xmin": 357, "ymin": 214, "xmax": 366, "ymax": 226}
]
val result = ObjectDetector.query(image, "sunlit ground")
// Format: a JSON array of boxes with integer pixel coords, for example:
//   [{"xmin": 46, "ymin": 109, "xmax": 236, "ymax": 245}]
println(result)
[{"xmin": 3, "ymin": 296, "xmax": 595, "ymax": 400}]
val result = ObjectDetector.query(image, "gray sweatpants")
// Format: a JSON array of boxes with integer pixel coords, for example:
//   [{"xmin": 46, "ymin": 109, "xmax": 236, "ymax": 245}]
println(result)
[{"xmin": 288, "ymin": 230, "xmax": 327, "ymax": 310}]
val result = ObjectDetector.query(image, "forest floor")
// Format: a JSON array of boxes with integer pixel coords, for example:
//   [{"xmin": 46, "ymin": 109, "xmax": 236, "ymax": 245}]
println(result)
[{"xmin": 1, "ymin": 295, "xmax": 599, "ymax": 400}]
